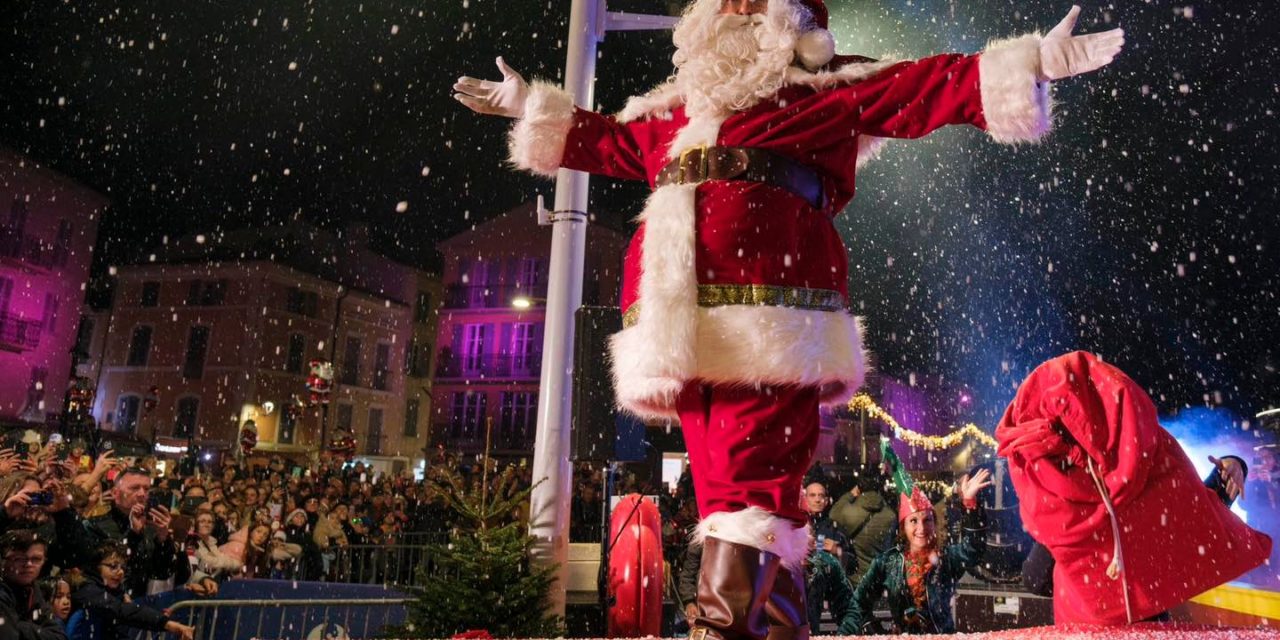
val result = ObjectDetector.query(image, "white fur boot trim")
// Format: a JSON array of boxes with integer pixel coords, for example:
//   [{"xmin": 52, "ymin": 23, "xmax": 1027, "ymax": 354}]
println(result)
[{"xmin": 693, "ymin": 507, "xmax": 812, "ymax": 572}]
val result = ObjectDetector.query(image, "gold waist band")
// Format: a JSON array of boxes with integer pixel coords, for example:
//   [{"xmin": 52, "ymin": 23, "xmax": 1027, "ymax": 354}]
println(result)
[{"xmin": 622, "ymin": 284, "xmax": 848, "ymax": 328}]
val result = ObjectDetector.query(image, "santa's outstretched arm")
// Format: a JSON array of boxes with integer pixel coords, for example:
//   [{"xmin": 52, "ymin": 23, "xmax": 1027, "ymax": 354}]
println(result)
[
  {"xmin": 826, "ymin": 5, "xmax": 1123, "ymax": 145},
  {"xmin": 454, "ymin": 58, "xmax": 647, "ymax": 181}
]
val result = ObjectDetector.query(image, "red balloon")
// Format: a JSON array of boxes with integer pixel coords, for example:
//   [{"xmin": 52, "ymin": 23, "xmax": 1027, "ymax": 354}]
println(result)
[{"xmin": 607, "ymin": 493, "xmax": 663, "ymax": 638}]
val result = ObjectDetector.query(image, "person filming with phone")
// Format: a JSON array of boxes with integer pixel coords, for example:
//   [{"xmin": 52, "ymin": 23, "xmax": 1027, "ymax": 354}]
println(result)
[{"xmin": 51, "ymin": 467, "xmax": 182, "ymax": 600}]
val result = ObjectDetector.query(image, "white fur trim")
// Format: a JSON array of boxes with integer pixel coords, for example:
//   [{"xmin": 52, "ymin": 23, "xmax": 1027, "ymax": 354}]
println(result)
[
  {"xmin": 605, "ymin": 115, "xmax": 726, "ymax": 421},
  {"xmin": 979, "ymin": 34, "xmax": 1054, "ymax": 144},
  {"xmin": 608, "ymin": 184, "xmax": 700, "ymax": 421},
  {"xmin": 693, "ymin": 507, "xmax": 812, "ymax": 571},
  {"xmin": 618, "ymin": 83, "xmax": 682, "ymax": 124},
  {"xmin": 795, "ymin": 29, "xmax": 835, "ymax": 71},
  {"xmin": 610, "ymin": 304, "xmax": 866, "ymax": 420},
  {"xmin": 695, "ymin": 305, "xmax": 866, "ymax": 402},
  {"xmin": 619, "ymin": 57, "xmax": 903, "ymax": 124},
  {"xmin": 782, "ymin": 57, "xmax": 901, "ymax": 91},
  {"xmin": 664, "ymin": 114, "xmax": 725, "ymax": 162},
  {"xmin": 507, "ymin": 81, "xmax": 576, "ymax": 177},
  {"xmin": 855, "ymin": 135, "xmax": 888, "ymax": 169}
]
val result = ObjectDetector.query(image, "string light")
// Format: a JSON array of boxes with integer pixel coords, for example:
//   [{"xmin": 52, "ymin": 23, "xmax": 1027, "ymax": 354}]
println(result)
[{"xmin": 848, "ymin": 394, "xmax": 999, "ymax": 451}]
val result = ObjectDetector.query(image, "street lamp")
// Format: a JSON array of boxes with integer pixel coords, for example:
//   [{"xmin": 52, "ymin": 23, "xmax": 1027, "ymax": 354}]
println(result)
[
  {"xmin": 527, "ymin": 0, "xmax": 679, "ymax": 618},
  {"xmin": 511, "ymin": 296, "xmax": 546, "ymax": 309}
]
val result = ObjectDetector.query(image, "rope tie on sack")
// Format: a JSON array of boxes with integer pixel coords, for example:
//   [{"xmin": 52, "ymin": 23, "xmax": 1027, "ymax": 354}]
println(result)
[{"xmin": 1086, "ymin": 457, "xmax": 1133, "ymax": 624}]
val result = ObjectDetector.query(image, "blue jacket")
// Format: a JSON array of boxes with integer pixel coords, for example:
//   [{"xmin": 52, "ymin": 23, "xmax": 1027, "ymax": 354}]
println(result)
[{"xmin": 67, "ymin": 576, "xmax": 169, "ymax": 640}]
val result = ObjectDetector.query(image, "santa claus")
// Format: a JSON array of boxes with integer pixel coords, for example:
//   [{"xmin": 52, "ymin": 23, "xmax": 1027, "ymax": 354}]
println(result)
[{"xmin": 455, "ymin": 2, "xmax": 1122, "ymax": 639}]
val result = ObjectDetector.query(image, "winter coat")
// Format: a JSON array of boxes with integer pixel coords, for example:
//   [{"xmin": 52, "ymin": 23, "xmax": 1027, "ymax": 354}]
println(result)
[
  {"xmin": 193, "ymin": 535, "xmax": 242, "ymax": 581},
  {"xmin": 850, "ymin": 506, "xmax": 986, "ymax": 634},
  {"xmin": 285, "ymin": 523, "xmax": 323, "ymax": 581},
  {"xmin": 806, "ymin": 549, "xmax": 858, "ymax": 634},
  {"xmin": 676, "ymin": 540, "xmax": 702, "ymax": 609},
  {"xmin": 830, "ymin": 490, "xmax": 897, "ymax": 586},
  {"xmin": 0, "ymin": 580, "xmax": 66, "ymax": 640},
  {"xmin": 54, "ymin": 506, "xmax": 179, "ymax": 600},
  {"xmin": 809, "ymin": 512, "xmax": 854, "ymax": 577},
  {"xmin": 66, "ymin": 576, "xmax": 169, "ymax": 640}
]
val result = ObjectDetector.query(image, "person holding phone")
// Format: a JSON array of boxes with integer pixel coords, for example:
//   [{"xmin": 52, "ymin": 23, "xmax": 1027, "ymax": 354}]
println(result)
[{"xmin": 51, "ymin": 467, "xmax": 182, "ymax": 599}]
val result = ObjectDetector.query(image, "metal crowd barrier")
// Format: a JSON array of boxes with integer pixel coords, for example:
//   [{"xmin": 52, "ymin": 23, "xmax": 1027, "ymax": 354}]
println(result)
[
  {"xmin": 132, "ymin": 597, "xmax": 411, "ymax": 640},
  {"xmin": 333, "ymin": 544, "xmax": 427, "ymax": 586},
  {"xmin": 330, "ymin": 532, "xmax": 450, "ymax": 587}
]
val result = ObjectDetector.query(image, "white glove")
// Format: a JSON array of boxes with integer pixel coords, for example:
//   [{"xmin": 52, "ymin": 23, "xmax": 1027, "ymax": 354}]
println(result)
[
  {"xmin": 453, "ymin": 57, "xmax": 529, "ymax": 118},
  {"xmin": 1038, "ymin": 5, "xmax": 1125, "ymax": 82}
]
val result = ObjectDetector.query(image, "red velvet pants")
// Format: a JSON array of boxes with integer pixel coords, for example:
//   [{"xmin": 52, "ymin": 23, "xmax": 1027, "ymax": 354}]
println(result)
[{"xmin": 676, "ymin": 382, "xmax": 821, "ymax": 524}]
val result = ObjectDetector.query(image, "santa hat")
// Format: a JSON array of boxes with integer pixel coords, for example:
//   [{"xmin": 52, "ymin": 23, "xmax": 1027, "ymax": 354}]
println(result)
[
  {"xmin": 880, "ymin": 440, "xmax": 933, "ymax": 521},
  {"xmin": 793, "ymin": 0, "xmax": 836, "ymax": 70}
]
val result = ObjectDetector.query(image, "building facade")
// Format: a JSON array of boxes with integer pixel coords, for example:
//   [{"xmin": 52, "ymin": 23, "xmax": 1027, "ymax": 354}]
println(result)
[
  {"xmin": 431, "ymin": 204, "xmax": 628, "ymax": 459},
  {"xmin": 92, "ymin": 225, "xmax": 441, "ymax": 474},
  {"xmin": 0, "ymin": 149, "xmax": 105, "ymax": 426}
]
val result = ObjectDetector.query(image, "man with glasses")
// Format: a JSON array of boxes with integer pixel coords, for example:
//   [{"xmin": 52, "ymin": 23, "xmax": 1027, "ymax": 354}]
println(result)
[{"xmin": 0, "ymin": 529, "xmax": 65, "ymax": 640}]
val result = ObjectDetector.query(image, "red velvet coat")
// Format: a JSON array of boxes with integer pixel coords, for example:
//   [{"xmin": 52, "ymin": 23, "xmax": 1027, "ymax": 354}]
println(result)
[
  {"xmin": 510, "ymin": 35, "xmax": 1052, "ymax": 419},
  {"xmin": 996, "ymin": 352, "xmax": 1272, "ymax": 625}
]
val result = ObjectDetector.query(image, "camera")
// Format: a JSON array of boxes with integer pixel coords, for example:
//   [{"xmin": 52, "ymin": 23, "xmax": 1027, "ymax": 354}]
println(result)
[{"xmin": 28, "ymin": 491, "xmax": 54, "ymax": 507}]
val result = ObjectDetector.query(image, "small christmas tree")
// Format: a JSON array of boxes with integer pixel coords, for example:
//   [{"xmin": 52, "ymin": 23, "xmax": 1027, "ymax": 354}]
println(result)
[{"xmin": 387, "ymin": 462, "xmax": 564, "ymax": 638}]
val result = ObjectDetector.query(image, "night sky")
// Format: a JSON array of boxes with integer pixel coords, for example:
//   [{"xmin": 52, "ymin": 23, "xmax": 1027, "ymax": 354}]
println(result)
[{"xmin": 2, "ymin": 1, "xmax": 1277, "ymax": 427}]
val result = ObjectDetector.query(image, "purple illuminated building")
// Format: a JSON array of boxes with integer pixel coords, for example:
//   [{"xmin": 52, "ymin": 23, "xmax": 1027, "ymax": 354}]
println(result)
[
  {"xmin": 0, "ymin": 149, "xmax": 104, "ymax": 427},
  {"xmin": 431, "ymin": 203, "xmax": 627, "ymax": 459}
]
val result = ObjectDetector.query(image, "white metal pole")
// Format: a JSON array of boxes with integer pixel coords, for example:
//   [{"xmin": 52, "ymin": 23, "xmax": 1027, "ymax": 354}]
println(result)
[{"xmin": 527, "ymin": 0, "xmax": 600, "ymax": 618}]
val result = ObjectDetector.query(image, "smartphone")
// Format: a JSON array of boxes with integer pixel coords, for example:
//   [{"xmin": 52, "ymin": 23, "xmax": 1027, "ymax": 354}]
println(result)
[{"xmin": 28, "ymin": 491, "xmax": 54, "ymax": 507}]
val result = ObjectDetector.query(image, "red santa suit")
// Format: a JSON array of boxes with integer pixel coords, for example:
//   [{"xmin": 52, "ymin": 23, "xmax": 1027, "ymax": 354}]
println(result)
[
  {"xmin": 508, "ymin": 0, "xmax": 1052, "ymax": 569},
  {"xmin": 997, "ymin": 351, "xmax": 1272, "ymax": 624}
]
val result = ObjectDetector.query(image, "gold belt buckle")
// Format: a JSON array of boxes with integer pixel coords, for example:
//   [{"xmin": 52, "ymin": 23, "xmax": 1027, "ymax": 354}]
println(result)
[{"xmin": 679, "ymin": 144, "xmax": 710, "ymax": 184}]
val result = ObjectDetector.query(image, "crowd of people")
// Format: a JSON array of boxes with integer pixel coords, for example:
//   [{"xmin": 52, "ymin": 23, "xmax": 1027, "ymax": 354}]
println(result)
[
  {"xmin": 670, "ymin": 460, "xmax": 988, "ymax": 635},
  {"xmin": 0, "ymin": 433, "xmax": 468, "ymax": 640},
  {"xmin": 660, "ymin": 445, "xmax": 1265, "ymax": 636}
]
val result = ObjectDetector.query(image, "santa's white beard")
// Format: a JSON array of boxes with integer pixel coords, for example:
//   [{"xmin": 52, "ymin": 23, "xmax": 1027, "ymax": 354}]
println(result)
[{"xmin": 672, "ymin": 6, "xmax": 801, "ymax": 117}]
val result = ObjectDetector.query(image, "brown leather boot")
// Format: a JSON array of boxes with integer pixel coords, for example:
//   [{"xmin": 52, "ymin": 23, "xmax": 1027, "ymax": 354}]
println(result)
[
  {"xmin": 764, "ymin": 563, "xmax": 810, "ymax": 640},
  {"xmin": 689, "ymin": 537, "xmax": 780, "ymax": 640}
]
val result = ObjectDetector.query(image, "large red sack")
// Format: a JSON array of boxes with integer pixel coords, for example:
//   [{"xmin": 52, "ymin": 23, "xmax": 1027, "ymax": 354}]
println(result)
[{"xmin": 996, "ymin": 351, "xmax": 1271, "ymax": 625}]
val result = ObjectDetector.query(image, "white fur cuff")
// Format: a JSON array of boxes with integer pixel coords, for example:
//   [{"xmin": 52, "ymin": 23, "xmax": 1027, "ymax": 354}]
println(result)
[
  {"xmin": 693, "ymin": 507, "xmax": 812, "ymax": 571},
  {"xmin": 979, "ymin": 34, "xmax": 1053, "ymax": 144},
  {"xmin": 507, "ymin": 81, "xmax": 576, "ymax": 178}
]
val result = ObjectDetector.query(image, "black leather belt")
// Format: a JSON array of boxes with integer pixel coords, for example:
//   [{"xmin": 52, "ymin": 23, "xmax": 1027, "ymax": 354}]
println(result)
[{"xmin": 655, "ymin": 145, "xmax": 827, "ymax": 210}]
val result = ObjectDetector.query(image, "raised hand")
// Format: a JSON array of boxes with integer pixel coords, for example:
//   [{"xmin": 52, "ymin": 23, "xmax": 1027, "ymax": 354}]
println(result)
[
  {"xmin": 1038, "ymin": 5, "xmax": 1125, "ymax": 81},
  {"xmin": 958, "ymin": 468, "xmax": 994, "ymax": 503},
  {"xmin": 3, "ymin": 489, "xmax": 33, "ymax": 519},
  {"xmin": 1209, "ymin": 455, "xmax": 1246, "ymax": 501},
  {"xmin": 453, "ymin": 57, "xmax": 530, "ymax": 118}
]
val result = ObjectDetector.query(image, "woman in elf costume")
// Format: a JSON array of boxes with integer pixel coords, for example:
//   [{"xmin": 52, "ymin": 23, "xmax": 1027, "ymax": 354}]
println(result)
[{"xmin": 849, "ymin": 443, "xmax": 991, "ymax": 634}]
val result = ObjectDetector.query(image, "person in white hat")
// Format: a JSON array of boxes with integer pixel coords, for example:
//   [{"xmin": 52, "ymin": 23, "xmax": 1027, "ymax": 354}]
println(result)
[{"xmin": 456, "ymin": 2, "xmax": 1122, "ymax": 638}]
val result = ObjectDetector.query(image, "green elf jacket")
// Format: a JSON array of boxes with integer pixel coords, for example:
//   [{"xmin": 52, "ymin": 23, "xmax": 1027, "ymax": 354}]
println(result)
[{"xmin": 849, "ymin": 505, "xmax": 986, "ymax": 634}]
